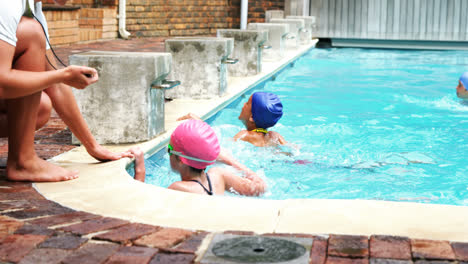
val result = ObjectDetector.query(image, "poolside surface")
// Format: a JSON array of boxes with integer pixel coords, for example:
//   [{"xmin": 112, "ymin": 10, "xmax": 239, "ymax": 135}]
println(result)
[{"xmin": 1, "ymin": 38, "xmax": 468, "ymax": 263}]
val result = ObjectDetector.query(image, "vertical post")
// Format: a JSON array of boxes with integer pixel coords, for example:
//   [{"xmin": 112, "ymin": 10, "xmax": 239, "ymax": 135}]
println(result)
[
  {"xmin": 118, "ymin": 0, "xmax": 130, "ymax": 39},
  {"xmin": 303, "ymin": 0, "xmax": 310, "ymax": 16},
  {"xmin": 240, "ymin": 0, "xmax": 248, "ymax": 30}
]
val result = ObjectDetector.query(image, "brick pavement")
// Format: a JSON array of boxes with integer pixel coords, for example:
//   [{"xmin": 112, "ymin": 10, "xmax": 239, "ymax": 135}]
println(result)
[
  {"xmin": 1, "ymin": 181, "xmax": 468, "ymax": 264},
  {"xmin": 1, "ymin": 39, "xmax": 468, "ymax": 263}
]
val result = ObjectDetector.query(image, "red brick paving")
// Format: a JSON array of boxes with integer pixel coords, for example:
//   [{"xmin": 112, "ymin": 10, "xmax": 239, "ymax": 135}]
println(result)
[
  {"xmin": 0, "ymin": 234, "xmax": 48, "ymax": 263},
  {"xmin": 411, "ymin": 239, "xmax": 456, "ymax": 260},
  {"xmin": 38, "ymin": 233, "xmax": 88, "ymax": 250},
  {"xmin": 93, "ymin": 223, "xmax": 160, "ymax": 244},
  {"xmin": 326, "ymin": 256, "xmax": 369, "ymax": 264},
  {"xmin": 0, "ymin": 216, "xmax": 24, "ymax": 240},
  {"xmin": 60, "ymin": 242, "xmax": 120, "ymax": 264},
  {"xmin": 148, "ymin": 252, "xmax": 195, "ymax": 264},
  {"xmin": 370, "ymin": 235, "xmax": 412, "ymax": 260},
  {"xmin": 174, "ymin": 231, "xmax": 209, "ymax": 253},
  {"xmin": 328, "ymin": 235, "xmax": 369, "ymax": 258},
  {"xmin": 452, "ymin": 242, "xmax": 468, "ymax": 261},
  {"xmin": 27, "ymin": 211, "xmax": 100, "ymax": 227},
  {"xmin": 19, "ymin": 248, "xmax": 71, "ymax": 264},
  {"xmin": 310, "ymin": 236, "xmax": 328, "ymax": 264},
  {"xmin": 1, "ymin": 38, "xmax": 468, "ymax": 263},
  {"xmin": 60, "ymin": 217, "xmax": 129, "ymax": 235},
  {"xmin": 104, "ymin": 246, "xmax": 158, "ymax": 264},
  {"xmin": 133, "ymin": 227, "xmax": 195, "ymax": 249}
]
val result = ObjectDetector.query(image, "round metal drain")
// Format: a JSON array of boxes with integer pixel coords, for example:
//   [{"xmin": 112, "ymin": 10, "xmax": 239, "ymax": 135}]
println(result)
[{"xmin": 212, "ymin": 236, "xmax": 306, "ymax": 263}]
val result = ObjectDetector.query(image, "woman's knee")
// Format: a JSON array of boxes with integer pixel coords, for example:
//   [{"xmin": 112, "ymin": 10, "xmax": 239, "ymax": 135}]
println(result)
[
  {"xmin": 15, "ymin": 17, "xmax": 47, "ymax": 56},
  {"xmin": 36, "ymin": 92, "xmax": 52, "ymax": 130}
]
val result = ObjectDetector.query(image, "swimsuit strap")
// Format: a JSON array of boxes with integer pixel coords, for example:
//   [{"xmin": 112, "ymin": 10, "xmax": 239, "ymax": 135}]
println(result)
[
  {"xmin": 189, "ymin": 173, "xmax": 213, "ymax": 195},
  {"xmin": 252, "ymin": 128, "xmax": 268, "ymax": 134}
]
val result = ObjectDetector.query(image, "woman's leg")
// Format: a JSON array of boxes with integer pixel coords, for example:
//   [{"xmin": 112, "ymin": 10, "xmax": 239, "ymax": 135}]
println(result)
[{"xmin": 6, "ymin": 17, "xmax": 77, "ymax": 181}]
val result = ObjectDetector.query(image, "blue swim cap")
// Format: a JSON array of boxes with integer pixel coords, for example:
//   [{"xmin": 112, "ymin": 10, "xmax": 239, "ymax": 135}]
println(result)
[
  {"xmin": 460, "ymin": 72, "xmax": 468, "ymax": 90},
  {"xmin": 251, "ymin": 92, "xmax": 283, "ymax": 129}
]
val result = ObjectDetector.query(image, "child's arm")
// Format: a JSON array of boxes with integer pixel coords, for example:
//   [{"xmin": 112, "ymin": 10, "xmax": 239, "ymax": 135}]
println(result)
[
  {"xmin": 209, "ymin": 167, "xmax": 266, "ymax": 196},
  {"xmin": 217, "ymin": 148, "xmax": 255, "ymax": 176},
  {"xmin": 176, "ymin": 113, "xmax": 202, "ymax": 121},
  {"xmin": 129, "ymin": 147, "xmax": 146, "ymax": 182}
]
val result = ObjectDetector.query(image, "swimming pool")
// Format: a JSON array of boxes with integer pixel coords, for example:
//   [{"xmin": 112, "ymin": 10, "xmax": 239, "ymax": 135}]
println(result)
[{"xmin": 133, "ymin": 48, "xmax": 468, "ymax": 206}]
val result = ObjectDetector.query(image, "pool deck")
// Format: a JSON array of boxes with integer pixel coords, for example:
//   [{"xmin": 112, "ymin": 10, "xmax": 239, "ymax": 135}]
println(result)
[{"xmin": 1, "ymin": 37, "xmax": 468, "ymax": 263}]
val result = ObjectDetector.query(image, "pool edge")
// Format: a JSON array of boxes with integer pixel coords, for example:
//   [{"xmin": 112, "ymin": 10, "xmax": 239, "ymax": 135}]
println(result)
[{"xmin": 33, "ymin": 41, "xmax": 468, "ymax": 242}]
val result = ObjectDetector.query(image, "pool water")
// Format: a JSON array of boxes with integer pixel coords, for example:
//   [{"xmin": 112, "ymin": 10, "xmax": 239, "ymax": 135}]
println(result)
[{"xmin": 133, "ymin": 48, "xmax": 468, "ymax": 205}]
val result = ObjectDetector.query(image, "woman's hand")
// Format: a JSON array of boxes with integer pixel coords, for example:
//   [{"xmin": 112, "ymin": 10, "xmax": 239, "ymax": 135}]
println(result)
[
  {"xmin": 62, "ymin": 65, "xmax": 98, "ymax": 89},
  {"xmin": 86, "ymin": 144, "xmax": 134, "ymax": 162}
]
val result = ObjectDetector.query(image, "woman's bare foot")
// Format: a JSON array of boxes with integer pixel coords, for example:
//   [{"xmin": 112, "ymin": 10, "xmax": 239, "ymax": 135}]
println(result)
[
  {"xmin": 129, "ymin": 147, "xmax": 146, "ymax": 182},
  {"xmin": 6, "ymin": 156, "xmax": 79, "ymax": 182}
]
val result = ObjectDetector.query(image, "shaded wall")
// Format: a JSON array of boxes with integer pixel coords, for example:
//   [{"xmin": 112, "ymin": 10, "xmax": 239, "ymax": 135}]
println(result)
[{"xmin": 314, "ymin": 0, "xmax": 468, "ymax": 41}]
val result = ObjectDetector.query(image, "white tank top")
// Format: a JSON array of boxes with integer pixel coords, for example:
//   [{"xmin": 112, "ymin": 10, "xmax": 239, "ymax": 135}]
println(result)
[{"xmin": 0, "ymin": 0, "xmax": 50, "ymax": 48}]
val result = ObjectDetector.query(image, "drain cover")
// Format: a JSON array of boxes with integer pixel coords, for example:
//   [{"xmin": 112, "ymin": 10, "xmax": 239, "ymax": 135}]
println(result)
[{"xmin": 201, "ymin": 234, "xmax": 313, "ymax": 264}]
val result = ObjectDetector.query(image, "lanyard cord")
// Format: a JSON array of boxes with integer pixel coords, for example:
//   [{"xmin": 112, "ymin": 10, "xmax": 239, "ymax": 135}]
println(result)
[{"xmin": 31, "ymin": 13, "xmax": 68, "ymax": 70}]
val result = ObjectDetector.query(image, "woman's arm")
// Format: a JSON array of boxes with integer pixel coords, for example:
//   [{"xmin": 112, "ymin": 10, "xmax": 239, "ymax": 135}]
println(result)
[
  {"xmin": 0, "ymin": 41, "xmax": 98, "ymax": 99},
  {"xmin": 44, "ymin": 51, "xmax": 133, "ymax": 161}
]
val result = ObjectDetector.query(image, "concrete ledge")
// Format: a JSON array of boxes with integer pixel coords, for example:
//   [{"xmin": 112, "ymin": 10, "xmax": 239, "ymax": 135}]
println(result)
[
  {"xmin": 270, "ymin": 18, "xmax": 306, "ymax": 48},
  {"xmin": 70, "ymin": 51, "xmax": 172, "ymax": 144},
  {"xmin": 247, "ymin": 23, "xmax": 289, "ymax": 60},
  {"xmin": 217, "ymin": 29, "xmax": 269, "ymax": 76},
  {"xmin": 164, "ymin": 37, "xmax": 235, "ymax": 99},
  {"xmin": 265, "ymin": 10, "xmax": 284, "ymax": 22}
]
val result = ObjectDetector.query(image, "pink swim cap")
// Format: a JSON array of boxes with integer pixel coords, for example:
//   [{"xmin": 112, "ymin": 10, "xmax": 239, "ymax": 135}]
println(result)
[{"xmin": 170, "ymin": 119, "xmax": 220, "ymax": 169}]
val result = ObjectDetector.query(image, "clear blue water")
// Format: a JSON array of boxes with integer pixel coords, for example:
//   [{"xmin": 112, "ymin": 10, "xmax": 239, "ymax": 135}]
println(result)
[{"xmin": 131, "ymin": 48, "xmax": 468, "ymax": 205}]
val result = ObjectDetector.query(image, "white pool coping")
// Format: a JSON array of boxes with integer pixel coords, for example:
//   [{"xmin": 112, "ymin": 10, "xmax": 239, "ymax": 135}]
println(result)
[{"xmin": 34, "ymin": 41, "xmax": 468, "ymax": 242}]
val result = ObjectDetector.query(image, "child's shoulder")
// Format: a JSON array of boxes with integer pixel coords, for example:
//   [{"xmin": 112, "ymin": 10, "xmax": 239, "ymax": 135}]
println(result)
[
  {"xmin": 266, "ymin": 130, "xmax": 286, "ymax": 145},
  {"xmin": 233, "ymin": 129, "xmax": 250, "ymax": 139},
  {"xmin": 168, "ymin": 181, "xmax": 192, "ymax": 192}
]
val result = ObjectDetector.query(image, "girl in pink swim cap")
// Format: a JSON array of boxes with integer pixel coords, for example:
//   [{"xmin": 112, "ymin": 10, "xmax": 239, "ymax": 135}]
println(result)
[{"xmin": 131, "ymin": 119, "xmax": 266, "ymax": 196}]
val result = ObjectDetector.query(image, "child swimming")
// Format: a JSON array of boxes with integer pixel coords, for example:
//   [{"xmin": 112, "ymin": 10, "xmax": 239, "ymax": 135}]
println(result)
[
  {"xmin": 178, "ymin": 92, "xmax": 286, "ymax": 147},
  {"xmin": 234, "ymin": 92, "xmax": 286, "ymax": 147},
  {"xmin": 131, "ymin": 119, "xmax": 266, "ymax": 196},
  {"xmin": 456, "ymin": 72, "xmax": 468, "ymax": 99}
]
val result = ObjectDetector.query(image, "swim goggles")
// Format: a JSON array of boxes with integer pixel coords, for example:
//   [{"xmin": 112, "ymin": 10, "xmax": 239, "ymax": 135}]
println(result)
[{"xmin": 167, "ymin": 144, "xmax": 216, "ymax": 163}]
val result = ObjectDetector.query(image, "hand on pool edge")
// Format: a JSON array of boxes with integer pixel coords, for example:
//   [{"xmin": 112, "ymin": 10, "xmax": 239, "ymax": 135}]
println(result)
[
  {"xmin": 177, "ymin": 112, "xmax": 202, "ymax": 121},
  {"xmin": 86, "ymin": 144, "xmax": 134, "ymax": 162}
]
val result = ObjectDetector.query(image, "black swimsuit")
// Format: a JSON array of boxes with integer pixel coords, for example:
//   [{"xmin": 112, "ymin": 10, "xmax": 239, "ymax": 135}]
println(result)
[{"xmin": 189, "ymin": 174, "xmax": 213, "ymax": 195}]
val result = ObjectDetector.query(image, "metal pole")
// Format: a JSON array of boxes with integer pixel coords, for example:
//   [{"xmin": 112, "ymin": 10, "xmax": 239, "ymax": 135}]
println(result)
[{"xmin": 240, "ymin": 0, "xmax": 248, "ymax": 29}]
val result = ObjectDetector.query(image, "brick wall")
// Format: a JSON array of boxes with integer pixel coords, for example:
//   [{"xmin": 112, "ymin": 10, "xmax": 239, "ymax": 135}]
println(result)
[
  {"xmin": 125, "ymin": 0, "xmax": 230, "ymax": 37},
  {"xmin": 42, "ymin": 0, "xmax": 118, "ymax": 8},
  {"xmin": 43, "ymin": 7, "xmax": 81, "ymax": 46},
  {"xmin": 43, "ymin": 1, "xmax": 117, "ymax": 46},
  {"xmin": 227, "ymin": 0, "xmax": 284, "ymax": 29},
  {"xmin": 42, "ymin": 0, "xmax": 284, "ymax": 45},
  {"xmin": 79, "ymin": 8, "xmax": 118, "ymax": 42}
]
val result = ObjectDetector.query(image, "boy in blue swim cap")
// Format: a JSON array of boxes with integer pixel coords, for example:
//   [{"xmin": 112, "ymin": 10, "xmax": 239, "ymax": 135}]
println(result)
[
  {"xmin": 457, "ymin": 72, "xmax": 468, "ymax": 99},
  {"xmin": 234, "ymin": 92, "xmax": 286, "ymax": 147},
  {"xmin": 178, "ymin": 92, "xmax": 286, "ymax": 147}
]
